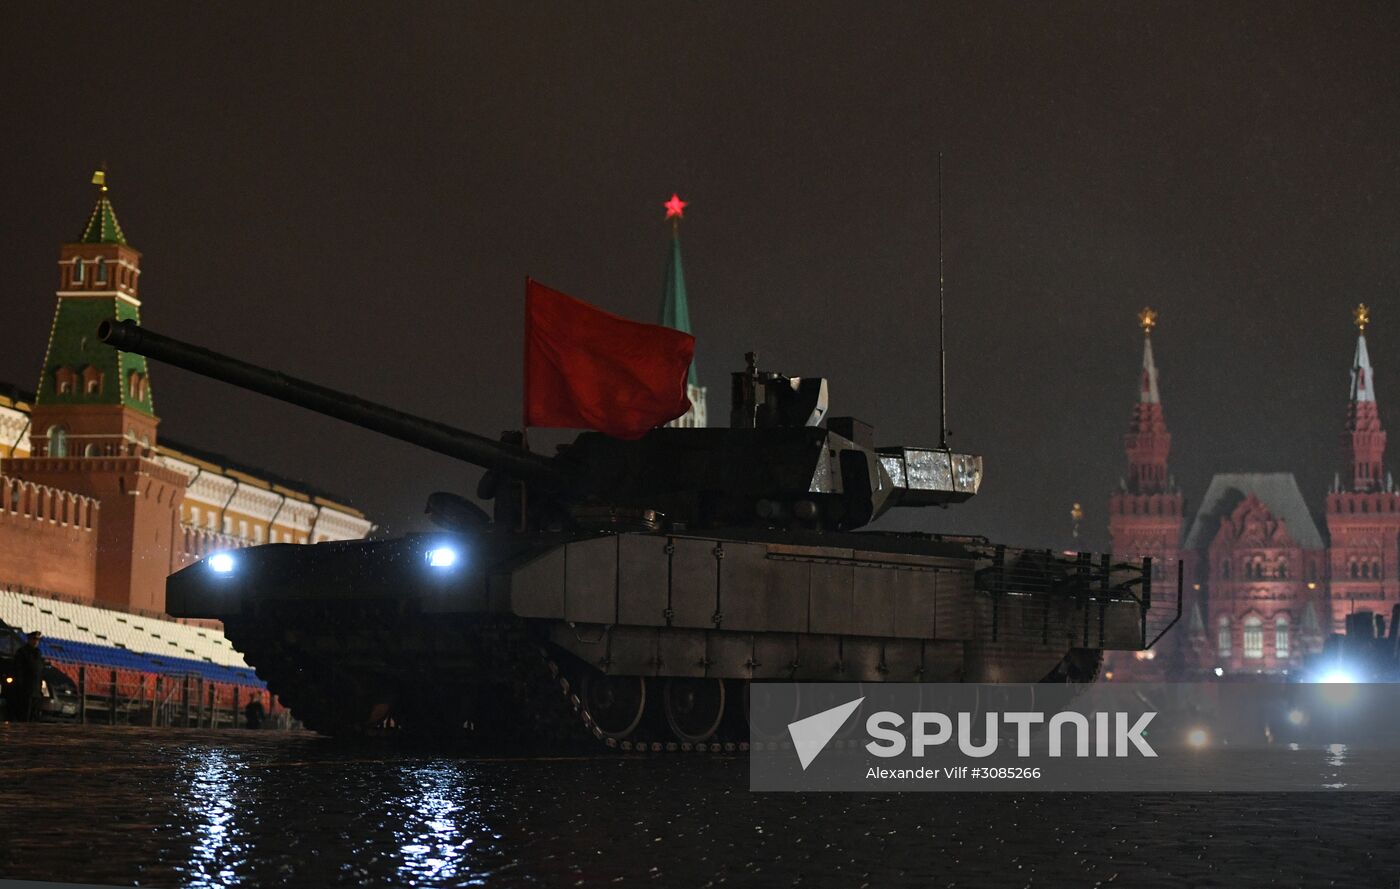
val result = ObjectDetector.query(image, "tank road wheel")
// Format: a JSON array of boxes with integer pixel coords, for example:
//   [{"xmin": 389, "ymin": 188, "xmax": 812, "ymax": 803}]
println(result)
[
  {"xmin": 580, "ymin": 673, "xmax": 647, "ymax": 740},
  {"xmin": 664, "ymin": 678, "xmax": 726, "ymax": 744}
]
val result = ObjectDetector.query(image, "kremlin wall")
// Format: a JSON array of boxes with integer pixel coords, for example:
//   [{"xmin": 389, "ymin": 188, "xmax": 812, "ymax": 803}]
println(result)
[
  {"xmin": 1105, "ymin": 305, "xmax": 1400, "ymax": 681},
  {"xmin": 0, "ymin": 174, "xmax": 371, "ymax": 722}
]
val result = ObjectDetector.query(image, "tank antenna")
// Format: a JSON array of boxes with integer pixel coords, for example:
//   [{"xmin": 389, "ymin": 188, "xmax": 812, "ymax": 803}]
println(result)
[{"xmin": 938, "ymin": 152, "xmax": 950, "ymax": 450}]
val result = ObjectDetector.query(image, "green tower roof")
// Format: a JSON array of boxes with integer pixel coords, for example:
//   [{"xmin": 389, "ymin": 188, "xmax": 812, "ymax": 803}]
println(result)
[
  {"xmin": 660, "ymin": 228, "xmax": 699, "ymax": 387},
  {"xmin": 34, "ymin": 171, "xmax": 153, "ymax": 417},
  {"xmin": 79, "ymin": 171, "xmax": 128, "ymax": 245}
]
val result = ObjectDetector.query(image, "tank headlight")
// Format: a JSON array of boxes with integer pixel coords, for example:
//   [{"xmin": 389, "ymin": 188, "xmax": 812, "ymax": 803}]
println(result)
[
  {"xmin": 208, "ymin": 552, "xmax": 236, "ymax": 574},
  {"xmin": 426, "ymin": 546, "xmax": 459, "ymax": 569}
]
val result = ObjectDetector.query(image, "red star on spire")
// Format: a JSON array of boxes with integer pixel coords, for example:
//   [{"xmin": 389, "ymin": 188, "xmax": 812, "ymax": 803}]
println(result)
[{"xmin": 664, "ymin": 193, "xmax": 687, "ymax": 220}]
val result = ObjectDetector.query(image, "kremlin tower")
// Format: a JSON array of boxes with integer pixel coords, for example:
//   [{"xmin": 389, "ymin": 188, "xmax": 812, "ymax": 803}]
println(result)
[
  {"xmin": 1106, "ymin": 308, "xmax": 1188, "ymax": 677},
  {"xmin": 1108, "ymin": 308, "xmax": 1185, "ymax": 586},
  {"xmin": 2, "ymin": 171, "xmax": 188, "ymax": 612},
  {"xmin": 658, "ymin": 194, "xmax": 707, "ymax": 428},
  {"xmin": 1325, "ymin": 303, "xmax": 1400, "ymax": 634}
]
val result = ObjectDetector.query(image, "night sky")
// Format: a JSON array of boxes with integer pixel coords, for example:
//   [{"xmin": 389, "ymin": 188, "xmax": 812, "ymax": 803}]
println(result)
[{"xmin": 3, "ymin": 3, "xmax": 1397, "ymax": 550}]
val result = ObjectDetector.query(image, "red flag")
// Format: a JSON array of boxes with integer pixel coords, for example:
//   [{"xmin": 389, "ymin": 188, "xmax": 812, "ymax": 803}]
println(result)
[{"xmin": 524, "ymin": 279, "xmax": 695, "ymax": 439}]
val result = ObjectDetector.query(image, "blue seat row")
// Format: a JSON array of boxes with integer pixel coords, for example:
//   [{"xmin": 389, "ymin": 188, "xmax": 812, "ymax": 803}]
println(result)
[{"xmin": 39, "ymin": 636, "xmax": 265, "ymax": 688}]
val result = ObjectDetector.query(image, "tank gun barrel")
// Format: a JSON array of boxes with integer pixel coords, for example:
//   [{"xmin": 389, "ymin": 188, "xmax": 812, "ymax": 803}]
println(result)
[{"xmin": 97, "ymin": 319, "xmax": 565, "ymax": 485}]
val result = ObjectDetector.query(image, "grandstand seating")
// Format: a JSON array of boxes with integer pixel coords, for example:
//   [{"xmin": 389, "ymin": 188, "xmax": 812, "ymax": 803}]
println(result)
[{"xmin": 0, "ymin": 589, "xmax": 264, "ymax": 688}]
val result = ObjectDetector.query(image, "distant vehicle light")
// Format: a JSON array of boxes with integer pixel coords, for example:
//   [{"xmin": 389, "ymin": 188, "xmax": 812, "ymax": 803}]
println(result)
[
  {"xmin": 209, "ymin": 553, "xmax": 236, "ymax": 574},
  {"xmin": 1287, "ymin": 709, "xmax": 1306, "ymax": 726},
  {"xmin": 1316, "ymin": 668, "xmax": 1358, "ymax": 685},
  {"xmin": 426, "ymin": 546, "xmax": 459, "ymax": 569},
  {"xmin": 1213, "ymin": 667, "xmax": 1224, "ymax": 677},
  {"xmin": 1187, "ymin": 728, "xmax": 1209, "ymax": 749}
]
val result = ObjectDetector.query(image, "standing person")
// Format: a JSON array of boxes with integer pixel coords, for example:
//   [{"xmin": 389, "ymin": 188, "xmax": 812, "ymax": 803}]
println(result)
[
  {"xmin": 12, "ymin": 631, "xmax": 45, "ymax": 722},
  {"xmin": 244, "ymin": 695, "xmax": 265, "ymax": 730}
]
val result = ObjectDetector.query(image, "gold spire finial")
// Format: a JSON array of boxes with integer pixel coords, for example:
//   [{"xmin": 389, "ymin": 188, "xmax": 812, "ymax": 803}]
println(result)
[
  {"xmin": 1355, "ymin": 303, "xmax": 1370, "ymax": 332},
  {"xmin": 1138, "ymin": 306, "xmax": 1158, "ymax": 334},
  {"xmin": 91, "ymin": 168, "xmax": 107, "ymax": 192}
]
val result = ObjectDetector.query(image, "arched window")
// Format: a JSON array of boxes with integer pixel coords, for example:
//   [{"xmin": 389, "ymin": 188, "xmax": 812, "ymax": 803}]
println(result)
[
  {"xmin": 1362, "ymin": 561, "xmax": 1372, "ymax": 579},
  {"xmin": 83, "ymin": 443, "xmax": 98, "ymax": 457},
  {"xmin": 1276, "ymin": 616, "xmax": 1290, "ymax": 659},
  {"xmin": 94, "ymin": 258, "xmax": 108, "ymax": 284},
  {"xmin": 47, "ymin": 425, "xmax": 68, "ymax": 458},
  {"xmin": 1217, "ymin": 616, "xmax": 1232, "ymax": 657},
  {"xmin": 73, "ymin": 258, "xmax": 85, "ymax": 284},
  {"xmin": 1372, "ymin": 559, "xmax": 1382, "ymax": 580},
  {"xmin": 1243, "ymin": 615, "xmax": 1263, "ymax": 659},
  {"xmin": 1350, "ymin": 559, "xmax": 1361, "ymax": 579},
  {"xmin": 1276, "ymin": 559, "xmax": 1289, "ymax": 579}
]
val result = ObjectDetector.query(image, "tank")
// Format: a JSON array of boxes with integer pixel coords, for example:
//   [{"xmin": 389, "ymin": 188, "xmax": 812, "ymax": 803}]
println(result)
[{"xmin": 98, "ymin": 319, "xmax": 1181, "ymax": 751}]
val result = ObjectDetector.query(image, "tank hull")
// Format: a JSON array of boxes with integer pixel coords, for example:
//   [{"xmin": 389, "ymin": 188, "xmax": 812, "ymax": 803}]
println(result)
[{"xmin": 169, "ymin": 529, "xmax": 1157, "ymax": 749}]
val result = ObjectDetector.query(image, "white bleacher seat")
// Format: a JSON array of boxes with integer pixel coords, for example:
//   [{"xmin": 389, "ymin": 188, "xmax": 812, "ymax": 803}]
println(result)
[{"xmin": 0, "ymin": 589, "xmax": 252, "ymax": 669}]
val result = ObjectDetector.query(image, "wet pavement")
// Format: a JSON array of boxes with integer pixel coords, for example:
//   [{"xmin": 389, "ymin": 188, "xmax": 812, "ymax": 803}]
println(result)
[{"xmin": 2, "ymin": 723, "xmax": 1400, "ymax": 887}]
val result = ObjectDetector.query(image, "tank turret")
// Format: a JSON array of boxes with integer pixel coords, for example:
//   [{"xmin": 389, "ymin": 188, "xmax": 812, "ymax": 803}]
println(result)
[{"xmin": 98, "ymin": 319, "xmax": 981, "ymax": 532}]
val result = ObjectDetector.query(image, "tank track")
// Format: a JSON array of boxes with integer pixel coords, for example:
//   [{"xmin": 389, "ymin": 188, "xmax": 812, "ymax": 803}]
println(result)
[
  {"xmin": 220, "ymin": 605, "xmax": 1102, "ymax": 756},
  {"xmin": 220, "ymin": 609, "xmax": 752, "ymax": 755}
]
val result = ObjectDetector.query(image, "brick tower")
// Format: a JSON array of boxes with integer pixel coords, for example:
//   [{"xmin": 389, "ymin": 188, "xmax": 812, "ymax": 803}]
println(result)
[
  {"xmin": 1109, "ymin": 309, "xmax": 1185, "ymax": 572},
  {"xmin": 1107, "ymin": 308, "xmax": 1188, "ymax": 676},
  {"xmin": 2, "ymin": 171, "xmax": 187, "ymax": 612},
  {"xmin": 1325, "ymin": 303, "xmax": 1400, "ymax": 633}
]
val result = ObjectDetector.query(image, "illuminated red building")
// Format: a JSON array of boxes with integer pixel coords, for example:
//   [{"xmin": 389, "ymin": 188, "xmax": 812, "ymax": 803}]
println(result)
[{"xmin": 1106, "ymin": 306, "xmax": 1390, "ymax": 680}]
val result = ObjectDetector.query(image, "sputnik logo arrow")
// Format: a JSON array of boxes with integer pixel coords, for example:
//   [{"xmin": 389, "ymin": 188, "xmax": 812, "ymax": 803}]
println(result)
[{"xmin": 788, "ymin": 697, "xmax": 864, "ymax": 770}]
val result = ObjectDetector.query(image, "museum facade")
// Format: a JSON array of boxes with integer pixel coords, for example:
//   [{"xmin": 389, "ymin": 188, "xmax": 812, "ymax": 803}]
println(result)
[{"xmin": 1106, "ymin": 306, "xmax": 1398, "ymax": 680}]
